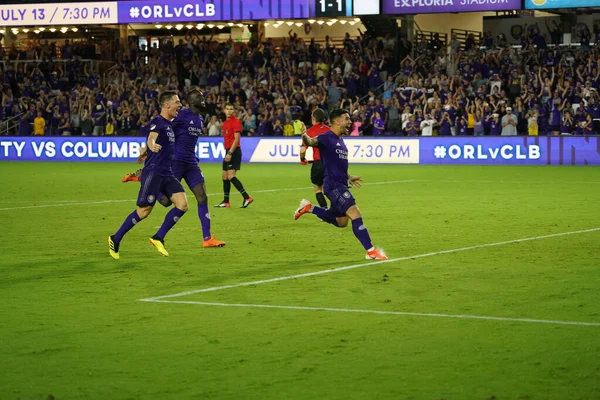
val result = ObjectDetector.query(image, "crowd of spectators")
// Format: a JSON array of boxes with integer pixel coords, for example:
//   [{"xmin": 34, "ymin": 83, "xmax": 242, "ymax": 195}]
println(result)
[{"xmin": 2, "ymin": 22, "xmax": 600, "ymax": 138}]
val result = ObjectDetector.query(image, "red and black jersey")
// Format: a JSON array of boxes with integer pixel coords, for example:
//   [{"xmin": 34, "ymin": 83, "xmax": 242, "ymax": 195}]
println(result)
[
  {"xmin": 222, "ymin": 117, "xmax": 242, "ymax": 149},
  {"xmin": 303, "ymin": 123, "xmax": 330, "ymax": 161}
]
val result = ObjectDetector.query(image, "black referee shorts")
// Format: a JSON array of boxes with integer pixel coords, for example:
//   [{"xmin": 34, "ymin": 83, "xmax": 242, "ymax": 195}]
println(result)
[
  {"xmin": 310, "ymin": 160, "xmax": 324, "ymax": 186},
  {"xmin": 223, "ymin": 148, "xmax": 242, "ymax": 171}
]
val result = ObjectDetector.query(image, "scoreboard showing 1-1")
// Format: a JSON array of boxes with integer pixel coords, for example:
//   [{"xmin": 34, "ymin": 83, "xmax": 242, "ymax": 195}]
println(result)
[{"xmin": 315, "ymin": 0, "xmax": 351, "ymax": 17}]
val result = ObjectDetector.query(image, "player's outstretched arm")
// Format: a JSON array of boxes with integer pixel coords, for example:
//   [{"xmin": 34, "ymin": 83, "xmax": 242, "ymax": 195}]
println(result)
[
  {"xmin": 301, "ymin": 133, "xmax": 318, "ymax": 147},
  {"xmin": 348, "ymin": 175, "xmax": 363, "ymax": 188}
]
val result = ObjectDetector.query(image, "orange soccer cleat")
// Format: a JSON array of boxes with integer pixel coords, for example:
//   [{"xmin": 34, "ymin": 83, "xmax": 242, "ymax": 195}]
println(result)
[
  {"xmin": 294, "ymin": 199, "xmax": 312, "ymax": 220},
  {"xmin": 203, "ymin": 235, "xmax": 226, "ymax": 248},
  {"xmin": 366, "ymin": 248, "xmax": 388, "ymax": 260},
  {"xmin": 122, "ymin": 172, "xmax": 139, "ymax": 183}
]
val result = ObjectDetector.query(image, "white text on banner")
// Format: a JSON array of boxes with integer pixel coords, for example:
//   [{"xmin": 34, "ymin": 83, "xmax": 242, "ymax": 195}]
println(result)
[
  {"xmin": 249, "ymin": 138, "xmax": 419, "ymax": 164},
  {"xmin": 0, "ymin": 2, "xmax": 117, "ymax": 26}
]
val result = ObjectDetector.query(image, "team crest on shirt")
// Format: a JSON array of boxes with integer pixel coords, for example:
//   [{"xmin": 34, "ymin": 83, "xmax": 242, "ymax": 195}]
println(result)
[
  {"xmin": 343, "ymin": 192, "xmax": 351, "ymax": 198},
  {"xmin": 147, "ymin": 195, "xmax": 155, "ymax": 203}
]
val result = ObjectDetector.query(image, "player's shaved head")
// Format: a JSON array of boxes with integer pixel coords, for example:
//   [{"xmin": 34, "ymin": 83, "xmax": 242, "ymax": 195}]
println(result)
[
  {"xmin": 159, "ymin": 91, "xmax": 178, "ymax": 107},
  {"xmin": 188, "ymin": 89, "xmax": 205, "ymax": 111},
  {"xmin": 312, "ymin": 108, "xmax": 326, "ymax": 123},
  {"xmin": 188, "ymin": 89, "xmax": 202, "ymax": 102}
]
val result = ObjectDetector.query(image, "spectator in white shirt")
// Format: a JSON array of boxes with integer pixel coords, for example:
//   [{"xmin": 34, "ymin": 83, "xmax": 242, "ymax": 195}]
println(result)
[
  {"xmin": 420, "ymin": 114, "xmax": 437, "ymax": 136},
  {"xmin": 207, "ymin": 115, "xmax": 222, "ymax": 136},
  {"xmin": 501, "ymin": 107, "xmax": 518, "ymax": 136}
]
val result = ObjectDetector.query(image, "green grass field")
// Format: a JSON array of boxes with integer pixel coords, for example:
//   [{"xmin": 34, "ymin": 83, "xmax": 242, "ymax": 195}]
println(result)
[{"xmin": 1, "ymin": 162, "xmax": 600, "ymax": 400}]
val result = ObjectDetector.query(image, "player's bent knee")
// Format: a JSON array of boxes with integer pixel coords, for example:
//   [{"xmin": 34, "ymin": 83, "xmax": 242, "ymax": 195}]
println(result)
[
  {"xmin": 171, "ymin": 193, "xmax": 189, "ymax": 212},
  {"xmin": 158, "ymin": 197, "xmax": 172, "ymax": 208},
  {"xmin": 192, "ymin": 185, "xmax": 208, "ymax": 204},
  {"xmin": 136, "ymin": 206, "xmax": 153, "ymax": 219},
  {"xmin": 345, "ymin": 205, "xmax": 362, "ymax": 220},
  {"xmin": 336, "ymin": 217, "xmax": 349, "ymax": 228},
  {"xmin": 196, "ymin": 193, "xmax": 208, "ymax": 205},
  {"xmin": 175, "ymin": 201, "xmax": 189, "ymax": 212}
]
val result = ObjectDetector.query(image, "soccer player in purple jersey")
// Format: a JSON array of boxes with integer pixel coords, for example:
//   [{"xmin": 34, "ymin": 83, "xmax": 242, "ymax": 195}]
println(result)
[
  {"xmin": 108, "ymin": 91, "xmax": 188, "ymax": 259},
  {"xmin": 154, "ymin": 90, "xmax": 225, "ymax": 248},
  {"xmin": 294, "ymin": 108, "xmax": 388, "ymax": 261}
]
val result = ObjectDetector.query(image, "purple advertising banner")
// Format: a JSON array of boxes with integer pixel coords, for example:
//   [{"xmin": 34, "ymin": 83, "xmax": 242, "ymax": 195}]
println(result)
[
  {"xmin": 118, "ymin": 0, "xmax": 314, "ymax": 24},
  {"xmin": 382, "ymin": 0, "xmax": 521, "ymax": 14},
  {"xmin": 419, "ymin": 136, "xmax": 600, "ymax": 165}
]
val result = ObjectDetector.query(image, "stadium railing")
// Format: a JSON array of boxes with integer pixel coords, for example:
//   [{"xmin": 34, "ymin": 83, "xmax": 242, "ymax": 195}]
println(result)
[
  {"xmin": 0, "ymin": 113, "xmax": 24, "ymax": 136},
  {"xmin": 450, "ymin": 28, "xmax": 483, "ymax": 50}
]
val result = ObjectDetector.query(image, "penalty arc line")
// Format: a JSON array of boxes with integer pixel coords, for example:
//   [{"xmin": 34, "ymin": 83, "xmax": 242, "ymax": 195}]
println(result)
[
  {"xmin": 140, "ymin": 300, "xmax": 600, "ymax": 327},
  {"xmin": 140, "ymin": 227, "xmax": 600, "ymax": 301}
]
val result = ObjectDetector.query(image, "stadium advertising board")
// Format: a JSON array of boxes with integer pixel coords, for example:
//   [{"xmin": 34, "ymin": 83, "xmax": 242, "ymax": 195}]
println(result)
[
  {"xmin": 382, "ymin": 0, "xmax": 521, "ymax": 14},
  {"xmin": 0, "ymin": 2, "xmax": 117, "ymax": 26},
  {"xmin": 1, "ymin": 137, "xmax": 599, "ymax": 165},
  {"xmin": 249, "ymin": 139, "xmax": 420, "ymax": 164},
  {"xmin": 118, "ymin": 0, "xmax": 351, "ymax": 23},
  {"xmin": 1, "ymin": 0, "xmax": 372, "ymax": 26},
  {"xmin": 524, "ymin": 0, "xmax": 599, "ymax": 10}
]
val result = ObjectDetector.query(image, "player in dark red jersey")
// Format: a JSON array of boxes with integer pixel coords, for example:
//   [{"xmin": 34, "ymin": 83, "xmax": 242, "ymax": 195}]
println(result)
[
  {"xmin": 215, "ymin": 103, "xmax": 253, "ymax": 208},
  {"xmin": 299, "ymin": 108, "xmax": 330, "ymax": 208}
]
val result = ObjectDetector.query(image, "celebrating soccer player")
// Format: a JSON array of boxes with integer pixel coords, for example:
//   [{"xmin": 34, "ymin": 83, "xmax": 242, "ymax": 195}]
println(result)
[
  {"xmin": 294, "ymin": 108, "xmax": 388, "ymax": 261},
  {"xmin": 215, "ymin": 103, "xmax": 253, "ymax": 208},
  {"xmin": 108, "ymin": 92, "xmax": 188, "ymax": 259},
  {"xmin": 122, "ymin": 90, "xmax": 225, "ymax": 248},
  {"xmin": 299, "ymin": 108, "xmax": 330, "ymax": 208},
  {"xmin": 168, "ymin": 90, "xmax": 226, "ymax": 247}
]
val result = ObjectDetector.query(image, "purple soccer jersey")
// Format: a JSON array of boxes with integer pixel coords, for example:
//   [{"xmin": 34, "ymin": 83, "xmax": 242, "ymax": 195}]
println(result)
[
  {"xmin": 316, "ymin": 131, "xmax": 356, "ymax": 218},
  {"xmin": 170, "ymin": 107, "xmax": 206, "ymax": 189},
  {"xmin": 317, "ymin": 131, "xmax": 349, "ymax": 193},
  {"xmin": 145, "ymin": 115, "xmax": 176, "ymax": 176},
  {"xmin": 172, "ymin": 107, "xmax": 204, "ymax": 165}
]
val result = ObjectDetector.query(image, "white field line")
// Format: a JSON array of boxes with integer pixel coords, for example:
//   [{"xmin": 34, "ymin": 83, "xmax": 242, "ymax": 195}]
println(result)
[
  {"xmin": 140, "ymin": 227, "xmax": 600, "ymax": 302},
  {"xmin": 0, "ymin": 180, "xmax": 416, "ymax": 211},
  {"xmin": 3, "ymin": 179, "xmax": 599, "ymax": 211},
  {"xmin": 141, "ymin": 300, "xmax": 600, "ymax": 327}
]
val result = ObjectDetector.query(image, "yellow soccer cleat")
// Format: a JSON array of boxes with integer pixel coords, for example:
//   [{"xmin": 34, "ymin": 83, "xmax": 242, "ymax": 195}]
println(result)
[
  {"xmin": 149, "ymin": 236, "xmax": 169, "ymax": 257},
  {"xmin": 108, "ymin": 235, "xmax": 120, "ymax": 260}
]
